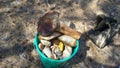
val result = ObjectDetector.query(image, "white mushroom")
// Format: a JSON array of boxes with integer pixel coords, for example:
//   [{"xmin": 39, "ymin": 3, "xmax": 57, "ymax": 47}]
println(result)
[
  {"xmin": 58, "ymin": 35, "xmax": 76, "ymax": 47},
  {"xmin": 42, "ymin": 46, "xmax": 52, "ymax": 58},
  {"xmin": 40, "ymin": 39, "xmax": 51, "ymax": 46},
  {"xmin": 62, "ymin": 45, "xmax": 72, "ymax": 58}
]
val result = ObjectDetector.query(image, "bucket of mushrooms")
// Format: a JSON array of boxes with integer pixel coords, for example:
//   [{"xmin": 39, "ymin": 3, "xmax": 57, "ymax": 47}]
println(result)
[{"xmin": 34, "ymin": 11, "xmax": 81, "ymax": 68}]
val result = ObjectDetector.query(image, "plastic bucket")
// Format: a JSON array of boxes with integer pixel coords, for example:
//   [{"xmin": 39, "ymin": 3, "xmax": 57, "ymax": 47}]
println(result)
[{"xmin": 34, "ymin": 33, "xmax": 80, "ymax": 68}]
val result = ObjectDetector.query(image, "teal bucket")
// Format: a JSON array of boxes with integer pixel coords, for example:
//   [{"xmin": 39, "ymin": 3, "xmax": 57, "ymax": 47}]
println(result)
[{"xmin": 34, "ymin": 33, "xmax": 80, "ymax": 68}]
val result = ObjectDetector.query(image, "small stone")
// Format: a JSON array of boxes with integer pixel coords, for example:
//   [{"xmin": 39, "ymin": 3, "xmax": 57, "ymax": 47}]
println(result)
[{"xmin": 31, "ymin": 49, "xmax": 39, "ymax": 57}]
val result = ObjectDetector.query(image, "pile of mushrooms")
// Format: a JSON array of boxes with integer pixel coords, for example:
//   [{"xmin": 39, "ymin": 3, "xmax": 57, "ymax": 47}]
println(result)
[{"xmin": 37, "ymin": 11, "xmax": 81, "ymax": 60}]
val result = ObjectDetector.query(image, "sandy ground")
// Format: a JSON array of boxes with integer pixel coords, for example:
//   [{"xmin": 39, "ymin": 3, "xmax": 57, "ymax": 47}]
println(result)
[{"xmin": 0, "ymin": 0, "xmax": 120, "ymax": 68}]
